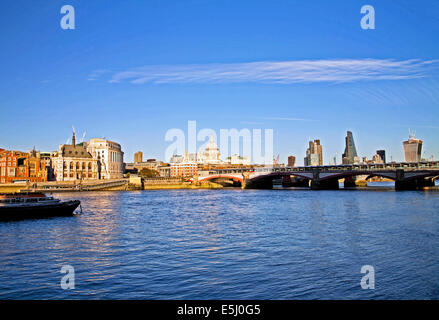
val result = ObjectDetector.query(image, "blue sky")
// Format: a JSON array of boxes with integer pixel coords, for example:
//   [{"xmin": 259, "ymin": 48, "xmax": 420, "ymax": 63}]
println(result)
[{"xmin": 1, "ymin": 0, "xmax": 438, "ymax": 163}]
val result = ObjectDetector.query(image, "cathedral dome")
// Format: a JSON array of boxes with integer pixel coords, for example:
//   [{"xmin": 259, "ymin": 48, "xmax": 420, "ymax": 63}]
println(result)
[{"xmin": 203, "ymin": 135, "xmax": 221, "ymax": 164}]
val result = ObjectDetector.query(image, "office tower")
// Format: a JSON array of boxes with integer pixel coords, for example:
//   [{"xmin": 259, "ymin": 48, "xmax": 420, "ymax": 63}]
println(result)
[
  {"xmin": 288, "ymin": 155, "xmax": 296, "ymax": 167},
  {"xmin": 342, "ymin": 131, "xmax": 358, "ymax": 164},
  {"xmin": 304, "ymin": 140, "xmax": 323, "ymax": 166},
  {"xmin": 134, "ymin": 151, "xmax": 143, "ymax": 164},
  {"xmin": 403, "ymin": 130, "xmax": 423, "ymax": 162},
  {"xmin": 376, "ymin": 150, "xmax": 386, "ymax": 163}
]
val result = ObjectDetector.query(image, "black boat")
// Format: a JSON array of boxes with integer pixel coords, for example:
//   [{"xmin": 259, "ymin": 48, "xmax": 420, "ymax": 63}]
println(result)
[{"xmin": 0, "ymin": 192, "xmax": 81, "ymax": 221}]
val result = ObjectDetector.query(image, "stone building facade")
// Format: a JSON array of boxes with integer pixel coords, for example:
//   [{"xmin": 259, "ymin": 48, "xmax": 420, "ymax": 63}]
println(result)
[
  {"xmin": 53, "ymin": 133, "xmax": 98, "ymax": 181},
  {"xmin": 84, "ymin": 138, "xmax": 124, "ymax": 179}
]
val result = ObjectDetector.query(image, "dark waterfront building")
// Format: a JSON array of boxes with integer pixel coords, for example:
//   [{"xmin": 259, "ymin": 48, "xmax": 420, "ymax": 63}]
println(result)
[
  {"xmin": 377, "ymin": 150, "xmax": 386, "ymax": 163},
  {"xmin": 342, "ymin": 131, "xmax": 358, "ymax": 164}
]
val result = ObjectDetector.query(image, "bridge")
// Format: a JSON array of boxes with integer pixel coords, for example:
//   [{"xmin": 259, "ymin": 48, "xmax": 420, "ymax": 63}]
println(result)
[{"xmin": 198, "ymin": 161, "xmax": 439, "ymax": 190}]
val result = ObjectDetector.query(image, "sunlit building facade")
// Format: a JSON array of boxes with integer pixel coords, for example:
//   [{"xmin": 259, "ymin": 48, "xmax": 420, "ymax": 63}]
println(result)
[{"xmin": 403, "ymin": 131, "xmax": 423, "ymax": 163}]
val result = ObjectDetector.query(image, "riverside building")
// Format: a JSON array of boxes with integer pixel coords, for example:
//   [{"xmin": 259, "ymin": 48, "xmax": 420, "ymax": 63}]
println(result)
[
  {"xmin": 53, "ymin": 132, "xmax": 98, "ymax": 181},
  {"xmin": 0, "ymin": 148, "xmax": 48, "ymax": 183},
  {"xmin": 85, "ymin": 138, "xmax": 124, "ymax": 179}
]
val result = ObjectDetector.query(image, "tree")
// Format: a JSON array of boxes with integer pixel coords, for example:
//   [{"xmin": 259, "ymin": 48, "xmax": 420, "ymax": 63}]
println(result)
[{"xmin": 139, "ymin": 168, "xmax": 158, "ymax": 178}]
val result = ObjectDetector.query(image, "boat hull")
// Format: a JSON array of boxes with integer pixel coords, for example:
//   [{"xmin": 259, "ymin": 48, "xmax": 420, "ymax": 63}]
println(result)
[{"xmin": 0, "ymin": 200, "xmax": 80, "ymax": 221}]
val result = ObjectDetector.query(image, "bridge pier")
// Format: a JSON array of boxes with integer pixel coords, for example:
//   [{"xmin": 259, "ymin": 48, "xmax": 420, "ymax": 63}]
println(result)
[
  {"xmin": 395, "ymin": 169, "xmax": 435, "ymax": 190},
  {"xmin": 309, "ymin": 170, "xmax": 339, "ymax": 190},
  {"xmin": 310, "ymin": 179, "xmax": 339, "ymax": 190},
  {"xmin": 395, "ymin": 177, "xmax": 435, "ymax": 190},
  {"xmin": 242, "ymin": 178, "xmax": 273, "ymax": 189}
]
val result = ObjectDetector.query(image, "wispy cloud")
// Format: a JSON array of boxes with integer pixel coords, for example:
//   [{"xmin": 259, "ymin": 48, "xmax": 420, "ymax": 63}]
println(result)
[
  {"xmin": 107, "ymin": 59, "xmax": 439, "ymax": 85},
  {"xmin": 88, "ymin": 69, "xmax": 110, "ymax": 81}
]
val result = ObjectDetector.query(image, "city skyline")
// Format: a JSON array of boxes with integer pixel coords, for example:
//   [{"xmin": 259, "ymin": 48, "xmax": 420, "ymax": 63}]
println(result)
[
  {"xmin": 1, "ymin": 1, "xmax": 439, "ymax": 164},
  {"xmin": 1, "ymin": 126, "xmax": 433, "ymax": 165}
]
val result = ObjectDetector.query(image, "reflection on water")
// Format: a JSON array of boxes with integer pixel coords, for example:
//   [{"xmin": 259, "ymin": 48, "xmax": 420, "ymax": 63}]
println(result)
[{"xmin": 0, "ymin": 186, "xmax": 438, "ymax": 299}]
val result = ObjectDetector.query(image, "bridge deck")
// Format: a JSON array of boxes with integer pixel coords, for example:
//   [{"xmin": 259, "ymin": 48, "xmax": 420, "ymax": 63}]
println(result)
[{"xmin": 214, "ymin": 161, "xmax": 439, "ymax": 175}]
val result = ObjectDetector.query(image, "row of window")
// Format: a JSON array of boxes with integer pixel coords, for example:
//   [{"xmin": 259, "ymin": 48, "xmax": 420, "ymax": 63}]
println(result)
[{"xmin": 61, "ymin": 162, "xmax": 93, "ymax": 170}]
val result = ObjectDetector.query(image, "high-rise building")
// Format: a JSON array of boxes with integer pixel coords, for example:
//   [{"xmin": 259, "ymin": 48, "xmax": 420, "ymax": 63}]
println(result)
[
  {"xmin": 134, "ymin": 151, "xmax": 143, "ymax": 164},
  {"xmin": 304, "ymin": 140, "xmax": 323, "ymax": 166},
  {"xmin": 376, "ymin": 150, "xmax": 386, "ymax": 163},
  {"xmin": 403, "ymin": 130, "xmax": 423, "ymax": 162},
  {"xmin": 342, "ymin": 131, "xmax": 358, "ymax": 164},
  {"xmin": 288, "ymin": 155, "xmax": 296, "ymax": 167}
]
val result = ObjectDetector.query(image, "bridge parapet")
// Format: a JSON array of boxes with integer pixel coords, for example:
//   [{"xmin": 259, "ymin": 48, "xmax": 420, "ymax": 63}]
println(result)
[{"xmin": 215, "ymin": 161, "xmax": 439, "ymax": 175}]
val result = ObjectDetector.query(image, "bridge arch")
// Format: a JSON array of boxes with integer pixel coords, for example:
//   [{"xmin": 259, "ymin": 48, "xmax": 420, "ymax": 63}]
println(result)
[
  {"xmin": 317, "ymin": 171, "xmax": 397, "ymax": 181},
  {"xmin": 249, "ymin": 172, "xmax": 313, "ymax": 182},
  {"xmin": 198, "ymin": 174, "xmax": 243, "ymax": 183}
]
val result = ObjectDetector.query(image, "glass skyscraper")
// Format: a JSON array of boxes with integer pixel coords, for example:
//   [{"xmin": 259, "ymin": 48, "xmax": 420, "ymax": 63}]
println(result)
[{"xmin": 342, "ymin": 131, "xmax": 358, "ymax": 164}]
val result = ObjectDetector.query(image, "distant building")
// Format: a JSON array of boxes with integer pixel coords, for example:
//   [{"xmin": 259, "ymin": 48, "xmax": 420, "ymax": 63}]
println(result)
[
  {"xmin": 403, "ymin": 130, "xmax": 423, "ymax": 162},
  {"xmin": 169, "ymin": 154, "xmax": 184, "ymax": 164},
  {"xmin": 198, "ymin": 135, "xmax": 222, "ymax": 165},
  {"xmin": 304, "ymin": 140, "xmax": 323, "ymax": 166},
  {"xmin": 362, "ymin": 154, "xmax": 384, "ymax": 164},
  {"xmin": 288, "ymin": 155, "xmax": 296, "ymax": 167},
  {"xmin": 342, "ymin": 131, "xmax": 358, "ymax": 164},
  {"xmin": 372, "ymin": 153, "xmax": 384, "ymax": 164},
  {"xmin": 134, "ymin": 151, "xmax": 143, "ymax": 164},
  {"xmin": 170, "ymin": 136, "xmax": 223, "ymax": 166},
  {"xmin": 158, "ymin": 165, "xmax": 171, "ymax": 177},
  {"xmin": 85, "ymin": 138, "xmax": 124, "ymax": 179},
  {"xmin": 170, "ymin": 162, "xmax": 198, "ymax": 177},
  {"xmin": 124, "ymin": 159, "xmax": 165, "ymax": 174},
  {"xmin": 226, "ymin": 154, "xmax": 251, "ymax": 166},
  {"xmin": 53, "ymin": 132, "xmax": 98, "ymax": 181},
  {"xmin": 376, "ymin": 150, "xmax": 386, "ymax": 163}
]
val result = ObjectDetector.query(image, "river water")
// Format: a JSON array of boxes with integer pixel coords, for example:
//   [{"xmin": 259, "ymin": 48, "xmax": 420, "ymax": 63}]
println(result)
[{"xmin": 0, "ymin": 186, "xmax": 438, "ymax": 299}]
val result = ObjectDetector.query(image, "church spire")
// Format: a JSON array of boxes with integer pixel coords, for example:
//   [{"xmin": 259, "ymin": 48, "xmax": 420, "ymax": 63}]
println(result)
[{"xmin": 72, "ymin": 130, "xmax": 76, "ymax": 146}]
